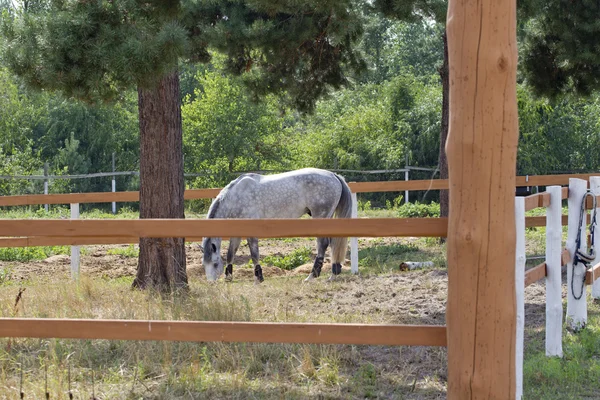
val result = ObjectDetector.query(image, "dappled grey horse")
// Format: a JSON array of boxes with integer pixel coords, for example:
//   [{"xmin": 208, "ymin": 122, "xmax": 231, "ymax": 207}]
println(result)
[{"xmin": 202, "ymin": 168, "xmax": 352, "ymax": 283}]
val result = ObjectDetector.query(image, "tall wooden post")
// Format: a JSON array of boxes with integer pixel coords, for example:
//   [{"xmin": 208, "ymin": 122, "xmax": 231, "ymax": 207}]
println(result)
[{"xmin": 446, "ymin": 0, "xmax": 518, "ymax": 398}]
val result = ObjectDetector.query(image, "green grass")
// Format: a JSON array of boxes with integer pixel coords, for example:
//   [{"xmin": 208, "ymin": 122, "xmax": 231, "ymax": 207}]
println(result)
[
  {"xmin": 0, "ymin": 245, "xmax": 70, "ymax": 262},
  {"xmin": 523, "ymin": 299, "xmax": 600, "ymax": 399}
]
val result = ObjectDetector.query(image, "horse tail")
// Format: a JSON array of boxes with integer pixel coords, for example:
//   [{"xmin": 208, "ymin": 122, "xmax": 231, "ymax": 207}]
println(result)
[{"xmin": 331, "ymin": 174, "xmax": 352, "ymax": 265}]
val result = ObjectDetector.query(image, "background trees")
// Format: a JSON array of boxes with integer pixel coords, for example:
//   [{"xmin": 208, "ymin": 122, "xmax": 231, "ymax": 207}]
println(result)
[{"xmin": 0, "ymin": 2, "xmax": 599, "ymax": 206}]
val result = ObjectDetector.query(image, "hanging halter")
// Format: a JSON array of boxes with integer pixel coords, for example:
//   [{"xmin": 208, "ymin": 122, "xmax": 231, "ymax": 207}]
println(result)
[{"xmin": 571, "ymin": 191, "xmax": 597, "ymax": 300}]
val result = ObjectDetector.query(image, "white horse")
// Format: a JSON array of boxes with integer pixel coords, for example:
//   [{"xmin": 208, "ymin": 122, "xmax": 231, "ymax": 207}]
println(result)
[{"xmin": 202, "ymin": 168, "xmax": 352, "ymax": 283}]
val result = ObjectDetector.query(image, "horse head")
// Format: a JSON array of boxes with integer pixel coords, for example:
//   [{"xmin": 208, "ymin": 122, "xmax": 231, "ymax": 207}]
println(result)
[{"xmin": 202, "ymin": 237, "xmax": 224, "ymax": 281}]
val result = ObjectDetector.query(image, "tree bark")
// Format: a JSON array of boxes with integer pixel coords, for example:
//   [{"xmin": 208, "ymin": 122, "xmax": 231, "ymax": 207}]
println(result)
[
  {"xmin": 446, "ymin": 0, "xmax": 518, "ymax": 398},
  {"xmin": 133, "ymin": 70, "xmax": 187, "ymax": 292},
  {"xmin": 438, "ymin": 30, "xmax": 449, "ymax": 222}
]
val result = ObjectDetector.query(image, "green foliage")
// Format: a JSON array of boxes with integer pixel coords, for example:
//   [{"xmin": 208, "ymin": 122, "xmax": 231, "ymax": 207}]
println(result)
[
  {"xmin": 521, "ymin": 0, "xmax": 600, "ymax": 97},
  {"xmin": 0, "ymin": 245, "xmax": 69, "ymax": 262},
  {"xmin": 263, "ymin": 247, "xmax": 312, "ymax": 271},
  {"xmin": 396, "ymin": 201, "xmax": 440, "ymax": 218},
  {"xmin": 0, "ymin": 67, "xmax": 42, "ymax": 195},
  {"xmin": 517, "ymin": 86, "xmax": 600, "ymax": 175},
  {"xmin": 182, "ymin": 67, "xmax": 289, "ymax": 189}
]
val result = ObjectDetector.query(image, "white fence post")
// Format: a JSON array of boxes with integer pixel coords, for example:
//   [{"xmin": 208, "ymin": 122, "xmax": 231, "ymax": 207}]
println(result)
[
  {"xmin": 112, "ymin": 152, "xmax": 116, "ymax": 215},
  {"xmin": 404, "ymin": 170, "xmax": 409, "ymax": 204},
  {"xmin": 545, "ymin": 185, "xmax": 563, "ymax": 357},
  {"xmin": 350, "ymin": 192, "xmax": 359, "ymax": 274},
  {"xmin": 515, "ymin": 196, "xmax": 526, "ymax": 400},
  {"xmin": 590, "ymin": 176, "xmax": 600, "ymax": 299},
  {"xmin": 70, "ymin": 203, "xmax": 80, "ymax": 279},
  {"xmin": 566, "ymin": 178, "xmax": 588, "ymax": 330},
  {"xmin": 44, "ymin": 162, "xmax": 49, "ymax": 212}
]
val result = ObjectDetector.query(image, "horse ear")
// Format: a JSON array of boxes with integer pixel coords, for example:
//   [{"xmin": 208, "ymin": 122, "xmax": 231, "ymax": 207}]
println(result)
[{"xmin": 211, "ymin": 243, "xmax": 217, "ymax": 253}]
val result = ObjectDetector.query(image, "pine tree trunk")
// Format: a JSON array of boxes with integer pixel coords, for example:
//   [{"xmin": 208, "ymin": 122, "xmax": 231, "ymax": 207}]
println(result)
[
  {"xmin": 132, "ymin": 70, "xmax": 187, "ymax": 292},
  {"xmin": 438, "ymin": 30, "xmax": 449, "ymax": 223}
]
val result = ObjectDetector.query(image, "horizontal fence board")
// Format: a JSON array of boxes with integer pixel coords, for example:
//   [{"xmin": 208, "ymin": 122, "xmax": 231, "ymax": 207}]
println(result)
[
  {"xmin": 0, "ymin": 236, "xmax": 207, "ymax": 247},
  {"xmin": 525, "ymin": 262, "xmax": 547, "ymax": 287},
  {"xmin": 585, "ymin": 195, "xmax": 600, "ymax": 210},
  {"xmin": 1, "ymin": 174, "xmax": 597, "ymax": 206},
  {"xmin": 0, "ymin": 191, "xmax": 140, "ymax": 206},
  {"xmin": 585, "ymin": 262, "xmax": 600, "ymax": 285},
  {"xmin": 562, "ymin": 248, "xmax": 571, "ymax": 265},
  {"xmin": 0, "ymin": 216, "xmax": 576, "ymax": 247},
  {"xmin": 524, "ymin": 192, "xmax": 551, "ymax": 212},
  {"xmin": 525, "ymin": 215, "xmax": 566, "ymax": 227},
  {"xmin": 349, "ymin": 180, "xmax": 448, "ymax": 193},
  {"xmin": 516, "ymin": 173, "xmax": 598, "ymax": 187},
  {"xmin": 0, "ymin": 318, "xmax": 447, "ymax": 347},
  {"xmin": 0, "ymin": 218, "xmax": 449, "ymax": 239}
]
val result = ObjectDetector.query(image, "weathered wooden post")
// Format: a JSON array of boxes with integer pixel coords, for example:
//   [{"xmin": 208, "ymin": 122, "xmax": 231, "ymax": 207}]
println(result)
[{"xmin": 446, "ymin": 0, "xmax": 518, "ymax": 397}]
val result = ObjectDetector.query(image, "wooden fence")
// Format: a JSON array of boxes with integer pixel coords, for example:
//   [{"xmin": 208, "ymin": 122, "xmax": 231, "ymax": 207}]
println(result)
[{"xmin": 1, "ymin": 173, "xmax": 600, "ymax": 398}]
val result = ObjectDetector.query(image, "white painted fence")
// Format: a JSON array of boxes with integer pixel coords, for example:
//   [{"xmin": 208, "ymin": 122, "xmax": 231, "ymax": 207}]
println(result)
[{"xmin": 513, "ymin": 179, "xmax": 600, "ymax": 399}]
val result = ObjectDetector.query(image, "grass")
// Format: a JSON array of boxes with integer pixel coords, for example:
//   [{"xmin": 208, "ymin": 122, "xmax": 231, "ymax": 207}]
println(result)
[
  {"xmin": 263, "ymin": 247, "xmax": 312, "ymax": 270},
  {"xmin": 0, "ymin": 275, "xmax": 445, "ymax": 399},
  {"xmin": 523, "ymin": 297, "xmax": 600, "ymax": 399},
  {"xmin": 0, "ymin": 246, "xmax": 70, "ymax": 262}
]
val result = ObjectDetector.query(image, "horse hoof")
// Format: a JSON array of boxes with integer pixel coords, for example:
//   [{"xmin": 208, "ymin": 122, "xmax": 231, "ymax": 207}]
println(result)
[
  {"xmin": 304, "ymin": 274, "xmax": 315, "ymax": 282},
  {"xmin": 254, "ymin": 276, "xmax": 264, "ymax": 285},
  {"xmin": 225, "ymin": 274, "xmax": 233, "ymax": 282},
  {"xmin": 328, "ymin": 274, "xmax": 337, "ymax": 282}
]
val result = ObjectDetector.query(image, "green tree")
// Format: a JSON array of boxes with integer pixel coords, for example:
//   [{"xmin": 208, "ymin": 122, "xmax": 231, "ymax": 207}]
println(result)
[
  {"xmin": 2, "ymin": 0, "xmax": 366, "ymax": 291},
  {"xmin": 182, "ymin": 69, "xmax": 288, "ymax": 184},
  {"xmin": 36, "ymin": 94, "xmax": 139, "ymax": 195},
  {"xmin": 0, "ymin": 67, "xmax": 41, "ymax": 195},
  {"xmin": 521, "ymin": 0, "xmax": 600, "ymax": 97}
]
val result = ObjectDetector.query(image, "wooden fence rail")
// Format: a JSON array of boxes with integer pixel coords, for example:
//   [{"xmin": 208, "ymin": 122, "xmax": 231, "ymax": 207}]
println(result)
[
  {"xmin": 0, "ymin": 318, "xmax": 447, "ymax": 347},
  {"xmin": 0, "ymin": 173, "xmax": 598, "ymax": 207},
  {"xmin": 0, "ymin": 218, "xmax": 448, "ymax": 239}
]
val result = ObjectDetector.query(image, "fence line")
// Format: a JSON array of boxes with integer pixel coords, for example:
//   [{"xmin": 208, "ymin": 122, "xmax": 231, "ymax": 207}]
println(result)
[
  {"xmin": 0, "ymin": 174, "xmax": 595, "ymax": 207},
  {"xmin": 0, "ymin": 167, "xmax": 437, "ymax": 181}
]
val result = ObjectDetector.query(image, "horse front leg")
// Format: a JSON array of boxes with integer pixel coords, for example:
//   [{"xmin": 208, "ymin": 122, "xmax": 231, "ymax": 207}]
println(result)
[
  {"xmin": 305, "ymin": 237, "xmax": 329, "ymax": 282},
  {"xmin": 225, "ymin": 238, "xmax": 242, "ymax": 282},
  {"xmin": 248, "ymin": 237, "xmax": 264, "ymax": 284}
]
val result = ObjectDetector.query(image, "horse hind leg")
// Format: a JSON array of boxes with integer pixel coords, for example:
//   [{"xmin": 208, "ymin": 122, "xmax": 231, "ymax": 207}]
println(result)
[
  {"xmin": 248, "ymin": 237, "xmax": 264, "ymax": 284},
  {"xmin": 305, "ymin": 237, "xmax": 329, "ymax": 282},
  {"xmin": 225, "ymin": 238, "xmax": 242, "ymax": 282},
  {"xmin": 329, "ymin": 236, "xmax": 347, "ymax": 281}
]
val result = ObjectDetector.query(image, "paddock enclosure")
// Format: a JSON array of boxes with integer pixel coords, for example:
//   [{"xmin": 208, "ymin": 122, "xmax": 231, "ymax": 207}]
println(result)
[
  {"xmin": 0, "ymin": 1, "xmax": 594, "ymax": 396},
  {"xmin": 2, "ymin": 173, "xmax": 600, "ymax": 398}
]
